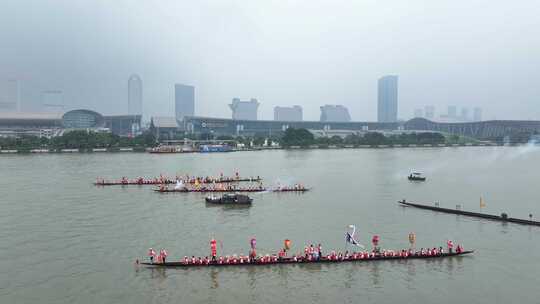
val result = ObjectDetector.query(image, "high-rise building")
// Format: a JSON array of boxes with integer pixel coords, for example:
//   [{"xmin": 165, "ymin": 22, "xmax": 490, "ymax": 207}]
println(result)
[
  {"xmin": 460, "ymin": 108, "xmax": 469, "ymax": 122},
  {"xmin": 229, "ymin": 98, "xmax": 259, "ymax": 120},
  {"xmin": 413, "ymin": 108, "xmax": 423, "ymax": 118},
  {"xmin": 377, "ymin": 75, "xmax": 398, "ymax": 122},
  {"xmin": 424, "ymin": 106, "xmax": 435, "ymax": 120},
  {"xmin": 128, "ymin": 74, "xmax": 142, "ymax": 116},
  {"xmin": 274, "ymin": 105, "xmax": 303, "ymax": 121},
  {"xmin": 42, "ymin": 90, "xmax": 64, "ymax": 113},
  {"xmin": 447, "ymin": 106, "xmax": 457, "ymax": 119},
  {"xmin": 0, "ymin": 79, "xmax": 20, "ymax": 112},
  {"xmin": 473, "ymin": 107, "xmax": 482, "ymax": 121},
  {"xmin": 175, "ymin": 84, "xmax": 195, "ymax": 122},
  {"xmin": 320, "ymin": 105, "xmax": 351, "ymax": 122}
]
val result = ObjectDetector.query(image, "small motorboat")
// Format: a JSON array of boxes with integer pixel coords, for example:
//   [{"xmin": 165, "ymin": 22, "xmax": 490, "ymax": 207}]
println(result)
[
  {"xmin": 408, "ymin": 172, "xmax": 426, "ymax": 181},
  {"xmin": 205, "ymin": 193, "xmax": 253, "ymax": 205}
]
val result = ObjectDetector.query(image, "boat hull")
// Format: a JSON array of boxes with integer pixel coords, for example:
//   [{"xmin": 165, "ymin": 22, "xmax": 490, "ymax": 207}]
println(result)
[
  {"xmin": 399, "ymin": 200, "xmax": 540, "ymax": 226},
  {"xmin": 139, "ymin": 251, "xmax": 473, "ymax": 268},
  {"xmin": 156, "ymin": 189, "xmax": 266, "ymax": 193},
  {"xmin": 205, "ymin": 198, "xmax": 253, "ymax": 204},
  {"xmin": 155, "ymin": 188, "xmax": 309, "ymax": 193},
  {"xmin": 95, "ymin": 178, "xmax": 261, "ymax": 186}
]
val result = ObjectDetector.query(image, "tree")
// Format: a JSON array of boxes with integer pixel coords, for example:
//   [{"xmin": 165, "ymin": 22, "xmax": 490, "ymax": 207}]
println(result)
[
  {"xmin": 363, "ymin": 132, "xmax": 388, "ymax": 145},
  {"xmin": 281, "ymin": 128, "xmax": 315, "ymax": 147}
]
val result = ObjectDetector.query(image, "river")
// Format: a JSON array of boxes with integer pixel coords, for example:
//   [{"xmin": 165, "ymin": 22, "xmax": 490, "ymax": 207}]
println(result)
[{"xmin": 1, "ymin": 147, "xmax": 539, "ymax": 303}]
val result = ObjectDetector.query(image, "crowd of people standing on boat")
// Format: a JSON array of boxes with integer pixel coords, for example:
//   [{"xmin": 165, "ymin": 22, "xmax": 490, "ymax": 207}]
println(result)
[
  {"xmin": 147, "ymin": 248, "xmax": 168, "ymax": 263},
  {"xmin": 95, "ymin": 172, "xmax": 261, "ymax": 185},
  {"xmin": 158, "ymin": 182, "xmax": 267, "ymax": 192},
  {"xmin": 143, "ymin": 239, "xmax": 464, "ymax": 265},
  {"xmin": 275, "ymin": 183, "xmax": 307, "ymax": 191}
]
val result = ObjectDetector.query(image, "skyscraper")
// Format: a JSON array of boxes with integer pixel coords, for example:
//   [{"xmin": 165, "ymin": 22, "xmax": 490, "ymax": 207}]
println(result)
[
  {"xmin": 447, "ymin": 106, "xmax": 457, "ymax": 119},
  {"xmin": 128, "ymin": 74, "xmax": 142, "ymax": 116},
  {"xmin": 377, "ymin": 75, "xmax": 398, "ymax": 122},
  {"xmin": 320, "ymin": 105, "xmax": 351, "ymax": 122},
  {"xmin": 473, "ymin": 107, "xmax": 482, "ymax": 121},
  {"xmin": 42, "ymin": 90, "xmax": 64, "ymax": 113},
  {"xmin": 274, "ymin": 105, "xmax": 303, "ymax": 121},
  {"xmin": 424, "ymin": 106, "xmax": 435, "ymax": 120},
  {"xmin": 413, "ymin": 108, "xmax": 423, "ymax": 118},
  {"xmin": 0, "ymin": 79, "xmax": 20, "ymax": 112},
  {"xmin": 175, "ymin": 84, "xmax": 195, "ymax": 121},
  {"xmin": 229, "ymin": 98, "xmax": 259, "ymax": 120},
  {"xmin": 460, "ymin": 108, "xmax": 469, "ymax": 122}
]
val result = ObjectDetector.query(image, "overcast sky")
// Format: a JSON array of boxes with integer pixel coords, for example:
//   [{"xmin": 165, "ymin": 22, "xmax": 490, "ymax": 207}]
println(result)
[{"xmin": 1, "ymin": 0, "xmax": 539, "ymax": 121}]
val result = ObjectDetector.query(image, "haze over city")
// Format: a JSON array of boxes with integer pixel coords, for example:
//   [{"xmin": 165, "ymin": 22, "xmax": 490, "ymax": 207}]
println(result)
[{"xmin": 1, "ymin": 0, "xmax": 539, "ymax": 120}]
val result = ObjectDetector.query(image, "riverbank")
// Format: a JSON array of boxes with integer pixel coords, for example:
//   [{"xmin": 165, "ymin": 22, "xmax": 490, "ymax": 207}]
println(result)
[{"xmin": 0, "ymin": 141, "xmax": 532, "ymax": 154}]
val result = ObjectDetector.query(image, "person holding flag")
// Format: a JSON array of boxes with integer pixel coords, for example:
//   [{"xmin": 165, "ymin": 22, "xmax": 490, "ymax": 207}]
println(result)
[
  {"xmin": 345, "ymin": 225, "xmax": 364, "ymax": 249},
  {"xmin": 175, "ymin": 179, "xmax": 184, "ymax": 190}
]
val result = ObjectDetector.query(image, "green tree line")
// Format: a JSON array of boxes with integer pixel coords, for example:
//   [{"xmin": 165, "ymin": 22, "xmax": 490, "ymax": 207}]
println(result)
[
  {"xmin": 0, "ymin": 130, "xmax": 157, "ymax": 151},
  {"xmin": 280, "ymin": 128, "xmax": 446, "ymax": 147}
]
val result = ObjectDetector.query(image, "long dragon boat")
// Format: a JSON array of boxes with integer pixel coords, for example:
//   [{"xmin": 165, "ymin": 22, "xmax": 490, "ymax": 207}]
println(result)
[
  {"xmin": 399, "ymin": 200, "xmax": 540, "ymax": 227},
  {"xmin": 153, "ymin": 187, "xmax": 310, "ymax": 193},
  {"xmin": 94, "ymin": 176, "xmax": 262, "ymax": 186},
  {"xmin": 139, "ymin": 251, "xmax": 473, "ymax": 268}
]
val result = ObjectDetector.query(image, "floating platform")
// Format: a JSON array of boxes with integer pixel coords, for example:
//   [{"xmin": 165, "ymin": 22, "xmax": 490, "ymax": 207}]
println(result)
[{"xmin": 398, "ymin": 200, "xmax": 540, "ymax": 226}]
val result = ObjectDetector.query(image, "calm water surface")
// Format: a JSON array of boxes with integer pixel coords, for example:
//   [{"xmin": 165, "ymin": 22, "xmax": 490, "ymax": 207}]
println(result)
[{"xmin": 1, "ymin": 147, "xmax": 540, "ymax": 303}]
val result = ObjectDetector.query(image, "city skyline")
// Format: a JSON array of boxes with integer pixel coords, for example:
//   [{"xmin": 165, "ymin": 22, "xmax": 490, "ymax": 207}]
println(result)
[
  {"xmin": 0, "ymin": 75, "xmax": 496, "ymax": 123},
  {"xmin": 1, "ymin": 0, "xmax": 539, "ymax": 121}
]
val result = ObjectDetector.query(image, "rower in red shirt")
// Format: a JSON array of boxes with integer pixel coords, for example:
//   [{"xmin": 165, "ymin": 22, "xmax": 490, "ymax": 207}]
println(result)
[
  {"xmin": 447, "ymin": 240, "xmax": 454, "ymax": 253},
  {"xmin": 210, "ymin": 239, "xmax": 217, "ymax": 262}
]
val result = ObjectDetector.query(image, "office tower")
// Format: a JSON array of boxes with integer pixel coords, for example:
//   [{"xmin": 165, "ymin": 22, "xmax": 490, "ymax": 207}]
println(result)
[
  {"xmin": 377, "ymin": 75, "xmax": 398, "ymax": 122},
  {"xmin": 460, "ymin": 107, "xmax": 469, "ymax": 122},
  {"xmin": 128, "ymin": 74, "xmax": 142, "ymax": 116},
  {"xmin": 42, "ymin": 90, "xmax": 64, "ymax": 113},
  {"xmin": 0, "ymin": 79, "xmax": 20, "ymax": 111},
  {"xmin": 447, "ymin": 106, "xmax": 457, "ymax": 119},
  {"xmin": 424, "ymin": 106, "xmax": 435, "ymax": 120},
  {"xmin": 473, "ymin": 107, "xmax": 482, "ymax": 121},
  {"xmin": 175, "ymin": 84, "xmax": 195, "ymax": 121}
]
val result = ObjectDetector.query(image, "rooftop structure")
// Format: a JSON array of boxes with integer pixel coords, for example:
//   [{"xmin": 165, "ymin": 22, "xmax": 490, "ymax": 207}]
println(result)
[
  {"xmin": 320, "ymin": 105, "xmax": 351, "ymax": 122},
  {"xmin": 229, "ymin": 98, "xmax": 259, "ymax": 120},
  {"xmin": 274, "ymin": 105, "xmax": 303, "ymax": 121}
]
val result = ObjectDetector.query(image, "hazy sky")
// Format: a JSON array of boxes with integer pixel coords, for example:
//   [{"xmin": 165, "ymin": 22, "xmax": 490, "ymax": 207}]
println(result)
[{"xmin": 1, "ymin": 0, "xmax": 539, "ymax": 121}]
